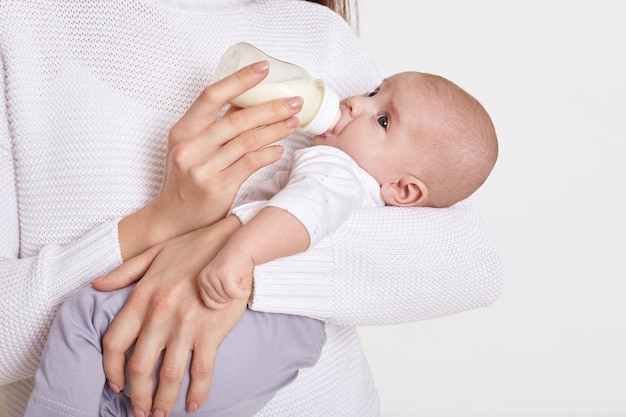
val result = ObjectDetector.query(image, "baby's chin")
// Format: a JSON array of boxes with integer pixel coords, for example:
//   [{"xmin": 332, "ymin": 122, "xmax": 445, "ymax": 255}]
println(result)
[{"xmin": 312, "ymin": 135, "xmax": 324, "ymax": 145}]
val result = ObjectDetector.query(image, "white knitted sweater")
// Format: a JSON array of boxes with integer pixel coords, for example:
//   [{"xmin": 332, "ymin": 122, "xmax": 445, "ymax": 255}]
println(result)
[{"xmin": 0, "ymin": 1, "xmax": 503, "ymax": 415}]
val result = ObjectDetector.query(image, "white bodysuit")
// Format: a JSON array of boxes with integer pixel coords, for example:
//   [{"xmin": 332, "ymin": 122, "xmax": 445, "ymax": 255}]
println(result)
[{"xmin": 233, "ymin": 145, "xmax": 384, "ymax": 247}]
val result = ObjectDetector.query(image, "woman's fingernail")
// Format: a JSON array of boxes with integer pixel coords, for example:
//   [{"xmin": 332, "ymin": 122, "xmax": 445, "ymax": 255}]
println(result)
[
  {"xmin": 251, "ymin": 60, "xmax": 269, "ymax": 73},
  {"xmin": 188, "ymin": 401, "xmax": 199, "ymax": 413},
  {"xmin": 272, "ymin": 145, "xmax": 285, "ymax": 157},
  {"xmin": 286, "ymin": 96, "xmax": 303, "ymax": 109},
  {"xmin": 284, "ymin": 116, "xmax": 299, "ymax": 129},
  {"xmin": 152, "ymin": 409, "xmax": 165, "ymax": 417},
  {"xmin": 132, "ymin": 406, "xmax": 146, "ymax": 417},
  {"xmin": 107, "ymin": 381, "xmax": 121, "ymax": 393}
]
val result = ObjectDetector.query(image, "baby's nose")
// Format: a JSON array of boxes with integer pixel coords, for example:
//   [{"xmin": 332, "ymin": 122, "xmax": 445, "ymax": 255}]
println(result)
[{"xmin": 345, "ymin": 95, "xmax": 365, "ymax": 115}]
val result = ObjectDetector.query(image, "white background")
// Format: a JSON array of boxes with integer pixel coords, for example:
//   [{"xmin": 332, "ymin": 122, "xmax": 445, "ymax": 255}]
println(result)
[
  {"xmin": 357, "ymin": 1, "xmax": 626, "ymax": 416},
  {"xmin": 2, "ymin": 1, "xmax": 624, "ymax": 416}
]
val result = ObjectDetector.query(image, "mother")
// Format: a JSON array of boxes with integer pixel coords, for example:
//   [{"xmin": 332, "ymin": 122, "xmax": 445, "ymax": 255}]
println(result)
[{"xmin": 0, "ymin": 0, "xmax": 502, "ymax": 416}]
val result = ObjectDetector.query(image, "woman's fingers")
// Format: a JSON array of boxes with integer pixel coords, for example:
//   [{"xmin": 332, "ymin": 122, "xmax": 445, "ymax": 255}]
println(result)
[
  {"xmin": 174, "ymin": 79, "xmax": 303, "ymax": 159},
  {"xmin": 150, "ymin": 338, "xmax": 191, "ymax": 417},
  {"xmin": 185, "ymin": 298, "xmax": 248, "ymax": 413},
  {"xmin": 170, "ymin": 60, "xmax": 270, "ymax": 145},
  {"xmin": 123, "ymin": 279, "xmax": 192, "ymax": 417},
  {"xmin": 212, "ymin": 95, "xmax": 303, "ymax": 146},
  {"xmin": 92, "ymin": 244, "xmax": 162, "ymax": 291},
  {"xmin": 101, "ymin": 295, "xmax": 144, "ymax": 396},
  {"xmin": 174, "ymin": 96, "xmax": 301, "ymax": 172},
  {"xmin": 215, "ymin": 112, "xmax": 298, "ymax": 167},
  {"xmin": 102, "ymin": 219, "xmax": 242, "ymax": 416},
  {"xmin": 184, "ymin": 342, "xmax": 215, "ymax": 413},
  {"xmin": 189, "ymin": 114, "xmax": 298, "ymax": 199},
  {"xmin": 126, "ymin": 328, "xmax": 162, "ymax": 417}
]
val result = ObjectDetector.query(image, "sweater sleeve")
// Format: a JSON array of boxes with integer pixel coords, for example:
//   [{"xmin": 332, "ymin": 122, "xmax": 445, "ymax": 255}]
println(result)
[
  {"xmin": 0, "ymin": 225, "xmax": 123, "ymax": 385},
  {"xmin": 0, "ymin": 57, "xmax": 124, "ymax": 384},
  {"xmin": 250, "ymin": 200, "xmax": 503, "ymax": 326}
]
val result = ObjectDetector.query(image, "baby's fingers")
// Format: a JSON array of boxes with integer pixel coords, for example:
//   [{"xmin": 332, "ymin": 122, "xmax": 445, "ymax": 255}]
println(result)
[
  {"xmin": 199, "ymin": 282, "xmax": 231, "ymax": 310},
  {"xmin": 223, "ymin": 276, "xmax": 252, "ymax": 301}
]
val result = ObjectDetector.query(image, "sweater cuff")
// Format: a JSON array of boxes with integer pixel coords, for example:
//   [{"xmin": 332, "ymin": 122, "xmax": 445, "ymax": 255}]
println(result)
[
  {"xmin": 42, "ymin": 219, "xmax": 123, "ymax": 305},
  {"xmin": 231, "ymin": 200, "xmax": 267, "ymax": 225},
  {"xmin": 249, "ymin": 242, "xmax": 334, "ymax": 321}
]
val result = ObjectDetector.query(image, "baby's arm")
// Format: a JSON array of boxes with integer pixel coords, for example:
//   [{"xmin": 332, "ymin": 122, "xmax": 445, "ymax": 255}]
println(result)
[{"xmin": 198, "ymin": 208, "xmax": 309, "ymax": 310}]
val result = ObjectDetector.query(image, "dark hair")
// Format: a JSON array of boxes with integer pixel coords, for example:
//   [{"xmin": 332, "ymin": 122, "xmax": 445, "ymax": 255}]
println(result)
[{"xmin": 307, "ymin": 0, "xmax": 357, "ymax": 26}]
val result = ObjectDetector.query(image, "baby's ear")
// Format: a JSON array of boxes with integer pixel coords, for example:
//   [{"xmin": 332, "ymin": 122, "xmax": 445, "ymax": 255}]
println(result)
[{"xmin": 380, "ymin": 175, "xmax": 428, "ymax": 207}]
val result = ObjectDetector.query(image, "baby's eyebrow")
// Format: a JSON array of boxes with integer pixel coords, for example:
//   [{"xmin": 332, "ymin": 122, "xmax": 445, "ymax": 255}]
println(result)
[
  {"xmin": 376, "ymin": 79, "xmax": 392, "ymax": 94},
  {"xmin": 374, "ymin": 81, "xmax": 387, "ymax": 91}
]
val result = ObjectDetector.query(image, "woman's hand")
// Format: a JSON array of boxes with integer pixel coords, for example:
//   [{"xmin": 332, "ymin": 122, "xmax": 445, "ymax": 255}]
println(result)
[
  {"xmin": 94, "ymin": 216, "xmax": 245, "ymax": 417},
  {"xmin": 118, "ymin": 60, "xmax": 304, "ymax": 260}
]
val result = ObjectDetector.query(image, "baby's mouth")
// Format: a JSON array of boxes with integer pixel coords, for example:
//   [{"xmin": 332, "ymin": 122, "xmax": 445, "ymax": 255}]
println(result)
[{"xmin": 320, "ymin": 127, "xmax": 336, "ymax": 138}]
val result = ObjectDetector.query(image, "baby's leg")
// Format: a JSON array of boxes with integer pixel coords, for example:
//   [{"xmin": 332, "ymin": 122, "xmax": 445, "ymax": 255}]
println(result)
[
  {"xmin": 161, "ymin": 308, "xmax": 326, "ymax": 416},
  {"xmin": 25, "ymin": 285, "xmax": 326, "ymax": 417},
  {"xmin": 24, "ymin": 284, "xmax": 134, "ymax": 416}
]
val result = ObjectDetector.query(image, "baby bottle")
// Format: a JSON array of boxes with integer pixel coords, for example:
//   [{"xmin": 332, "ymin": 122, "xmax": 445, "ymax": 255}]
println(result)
[{"xmin": 213, "ymin": 42, "xmax": 340, "ymax": 135}]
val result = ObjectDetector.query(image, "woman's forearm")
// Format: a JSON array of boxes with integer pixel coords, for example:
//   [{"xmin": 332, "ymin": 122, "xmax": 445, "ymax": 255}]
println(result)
[{"xmin": 118, "ymin": 204, "xmax": 165, "ymax": 261}]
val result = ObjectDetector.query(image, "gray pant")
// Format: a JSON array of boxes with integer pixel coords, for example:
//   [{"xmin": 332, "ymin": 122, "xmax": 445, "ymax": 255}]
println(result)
[{"xmin": 25, "ymin": 285, "xmax": 325, "ymax": 416}]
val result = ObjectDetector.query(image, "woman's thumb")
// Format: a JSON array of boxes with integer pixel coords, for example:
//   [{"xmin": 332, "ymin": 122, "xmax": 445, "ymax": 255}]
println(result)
[{"xmin": 91, "ymin": 244, "xmax": 161, "ymax": 291}]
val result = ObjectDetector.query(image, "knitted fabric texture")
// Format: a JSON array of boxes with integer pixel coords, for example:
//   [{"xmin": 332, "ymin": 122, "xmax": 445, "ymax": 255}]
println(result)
[{"xmin": 0, "ymin": 1, "xmax": 503, "ymax": 415}]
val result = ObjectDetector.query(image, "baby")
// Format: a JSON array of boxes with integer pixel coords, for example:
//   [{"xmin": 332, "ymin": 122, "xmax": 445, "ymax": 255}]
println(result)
[
  {"xmin": 25, "ymin": 71, "xmax": 497, "ymax": 417},
  {"xmin": 198, "ymin": 71, "xmax": 499, "ymax": 309}
]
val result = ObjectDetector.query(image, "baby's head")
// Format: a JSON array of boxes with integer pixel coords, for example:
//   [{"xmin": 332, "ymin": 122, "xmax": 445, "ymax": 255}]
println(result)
[{"xmin": 314, "ymin": 71, "xmax": 498, "ymax": 208}]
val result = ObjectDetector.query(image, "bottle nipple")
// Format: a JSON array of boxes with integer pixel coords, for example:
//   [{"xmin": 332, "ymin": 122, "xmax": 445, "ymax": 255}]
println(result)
[{"xmin": 303, "ymin": 80, "xmax": 340, "ymax": 135}]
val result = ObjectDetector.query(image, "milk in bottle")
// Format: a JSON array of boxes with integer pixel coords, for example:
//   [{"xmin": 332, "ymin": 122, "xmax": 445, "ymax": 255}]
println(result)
[{"xmin": 213, "ymin": 42, "xmax": 341, "ymax": 135}]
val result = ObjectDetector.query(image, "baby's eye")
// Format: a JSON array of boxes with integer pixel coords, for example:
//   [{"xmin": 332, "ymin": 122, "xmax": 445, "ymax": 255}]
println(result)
[
  {"xmin": 368, "ymin": 88, "xmax": 380, "ymax": 97},
  {"xmin": 377, "ymin": 114, "xmax": 389, "ymax": 129}
]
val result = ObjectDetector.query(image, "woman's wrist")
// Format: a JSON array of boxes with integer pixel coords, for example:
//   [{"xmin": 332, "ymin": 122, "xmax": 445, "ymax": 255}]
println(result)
[{"xmin": 118, "ymin": 202, "xmax": 167, "ymax": 261}]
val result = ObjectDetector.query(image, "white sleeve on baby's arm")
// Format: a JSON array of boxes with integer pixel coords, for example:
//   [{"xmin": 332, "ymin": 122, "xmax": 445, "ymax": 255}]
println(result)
[
  {"xmin": 266, "ymin": 146, "xmax": 383, "ymax": 248},
  {"xmin": 232, "ymin": 146, "xmax": 383, "ymax": 248}
]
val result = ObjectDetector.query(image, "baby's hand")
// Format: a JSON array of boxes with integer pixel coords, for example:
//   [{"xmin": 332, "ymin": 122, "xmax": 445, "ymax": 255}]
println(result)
[{"xmin": 198, "ymin": 246, "xmax": 254, "ymax": 310}]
